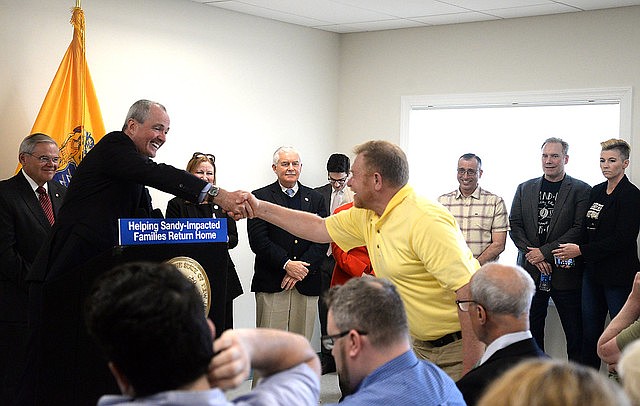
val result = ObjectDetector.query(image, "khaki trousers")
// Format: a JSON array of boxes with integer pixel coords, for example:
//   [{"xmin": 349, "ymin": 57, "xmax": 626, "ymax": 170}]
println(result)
[{"xmin": 413, "ymin": 337, "xmax": 463, "ymax": 381}]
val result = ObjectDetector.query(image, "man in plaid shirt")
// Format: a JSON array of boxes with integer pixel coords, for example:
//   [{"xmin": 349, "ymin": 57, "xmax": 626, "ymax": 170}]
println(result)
[{"xmin": 438, "ymin": 153, "xmax": 509, "ymax": 265}]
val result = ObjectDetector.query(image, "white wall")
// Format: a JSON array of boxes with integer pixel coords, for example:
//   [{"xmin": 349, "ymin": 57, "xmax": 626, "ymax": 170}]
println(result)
[{"xmin": 0, "ymin": 0, "xmax": 340, "ymax": 334}]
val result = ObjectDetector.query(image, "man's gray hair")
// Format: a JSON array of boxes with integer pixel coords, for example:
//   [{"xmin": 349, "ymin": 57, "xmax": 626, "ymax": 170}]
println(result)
[
  {"xmin": 122, "ymin": 99, "xmax": 166, "ymax": 131},
  {"xmin": 272, "ymin": 146, "xmax": 300, "ymax": 165},
  {"xmin": 19, "ymin": 133, "xmax": 57, "ymax": 155},
  {"xmin": 471, "ymin": 264, "xmax": 535, "ymax": 317},
  {"xmin": 542, "ymin": 137, "xmax": 569, "ymax": 155}
]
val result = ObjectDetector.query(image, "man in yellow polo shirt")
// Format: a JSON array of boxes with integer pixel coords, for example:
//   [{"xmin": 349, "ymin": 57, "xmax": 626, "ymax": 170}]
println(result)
[{"xmin": 245, "ymin": 140, "xmax": 482, "ymax": 379}]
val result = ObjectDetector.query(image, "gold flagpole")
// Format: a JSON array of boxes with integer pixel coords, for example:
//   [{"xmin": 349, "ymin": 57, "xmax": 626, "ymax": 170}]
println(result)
[{"xmin": 76, "ymin": 0, "xmax": 81, "ymax": 8}]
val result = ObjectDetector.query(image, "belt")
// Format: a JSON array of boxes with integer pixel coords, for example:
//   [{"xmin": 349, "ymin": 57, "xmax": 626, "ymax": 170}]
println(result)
[{"xmin": 426, "ymin": 331, "xmax": 462, "ymax": 347}]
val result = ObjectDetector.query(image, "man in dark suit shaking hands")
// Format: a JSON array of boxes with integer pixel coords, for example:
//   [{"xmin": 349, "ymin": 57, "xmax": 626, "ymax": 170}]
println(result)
[
  {"xmin": 456, "ymin": 263, "xmax": 547, "ymax": 405},
  {"xmin": 0, "ymin": 133, "xmax": 66, "ymax": 404}
]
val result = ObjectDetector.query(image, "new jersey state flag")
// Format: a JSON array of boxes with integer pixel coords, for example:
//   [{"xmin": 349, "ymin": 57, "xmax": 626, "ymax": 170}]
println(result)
[{"xmin": 29, "ymin": 5, "xmax": 105, "ymax": 186}]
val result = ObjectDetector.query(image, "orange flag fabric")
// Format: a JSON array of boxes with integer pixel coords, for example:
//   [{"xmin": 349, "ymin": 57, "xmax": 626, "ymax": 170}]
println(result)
[{"xmin": 28, "ymin": 5, "xmax": 105, "ymax": 186}]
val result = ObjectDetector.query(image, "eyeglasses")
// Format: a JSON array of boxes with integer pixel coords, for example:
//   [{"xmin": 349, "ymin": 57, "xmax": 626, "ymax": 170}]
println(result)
[
  {"xmin": 328, "ymin": 176, "xmax": 348, "ymax": 184},
  {"xmin": 24, "ymin": 153, "xmax": 60, "ymax": 164},
  {"xmin": 279, "ymin": 161, "xmax": 300, "ymax": 168},
  {"xmin": 457, "ymin": 168, "xmax": 478, "ymax": 176},
  {"xmin": 321, "ymin": 330, "xmax": 368, "ymax": 350},
  {"xmin": 455, "ymin": 299, "xmax": 478, "ymax": 312},
  {"xmin": 192, "ymin": 152, "xmax": 215, "ymax": 163}
]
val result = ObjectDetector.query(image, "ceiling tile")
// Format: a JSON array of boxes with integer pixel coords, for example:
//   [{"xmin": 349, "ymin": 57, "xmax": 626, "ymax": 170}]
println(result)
[
  {"xmin": 318, "ymin": 18, "xmax": 429, "ymax": 33},
  {"xmin": 331, "ymin": 0, "xmax": 467, "ymax": 18},
  {"xmin": 488, "ymin": 3, "xmax": 580, "ymax": 18},
  {"xmin": 234, "ymin": 0, "xmax": 394, "ymax": 23},
  {"xmin": 207, "ymin": 1, "xmax": 330, "ymax": 25},
  {"xmin": 412, "ymin": 11, "xmax": 500, "ymax": 25},
  {"xmin": 560, "ymin": 0, "xmax": 640, "ymax": 9}
]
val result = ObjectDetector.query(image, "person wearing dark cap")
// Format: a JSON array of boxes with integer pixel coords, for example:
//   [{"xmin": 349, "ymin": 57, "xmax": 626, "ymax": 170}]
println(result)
[{"xmin": 315, "ymin": 153, "xmax": 353, "ymax": 374}]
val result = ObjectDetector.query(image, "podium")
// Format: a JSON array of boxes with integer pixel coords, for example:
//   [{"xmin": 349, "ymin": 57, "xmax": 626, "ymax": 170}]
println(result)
[{"xmin": 35, "ymin": 242, "xmax": 229, "ymax": 405}]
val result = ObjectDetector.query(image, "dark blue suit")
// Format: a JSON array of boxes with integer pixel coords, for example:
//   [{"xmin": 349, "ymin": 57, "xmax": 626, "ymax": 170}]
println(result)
[{"xmin": 0, "ymin": 171, "xmax": 65, "ymax": 404}]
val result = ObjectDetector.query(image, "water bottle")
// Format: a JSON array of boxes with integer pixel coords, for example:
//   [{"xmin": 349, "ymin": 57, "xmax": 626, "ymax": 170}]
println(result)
[{"xmin": 539, "ymin": 273, "xmax": 551, "ymax": 292}]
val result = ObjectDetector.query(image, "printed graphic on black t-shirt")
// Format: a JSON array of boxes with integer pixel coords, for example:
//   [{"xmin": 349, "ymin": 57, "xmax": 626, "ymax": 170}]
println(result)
[
  {"xmin": 585, "ymin": 190, "xmax": 611, "ymax": 232},
  {"xmin": 538, "ymin": 178, "xmax": 563, "ymax": 245}
]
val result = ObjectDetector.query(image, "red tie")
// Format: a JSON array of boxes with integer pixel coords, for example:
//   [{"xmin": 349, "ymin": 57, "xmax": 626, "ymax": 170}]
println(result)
[{"xmin": 36, "ymin": 186, "xmax": 55, "ymax": 225}]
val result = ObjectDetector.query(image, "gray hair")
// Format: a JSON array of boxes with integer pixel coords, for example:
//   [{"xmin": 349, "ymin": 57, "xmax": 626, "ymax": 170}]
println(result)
[
  {"xmin": 471, "ymin": 263, "xmax": 535, "ymax": 317},
  {"xmin": 325, "ymin": 278, "xmax": 409, "ymax": 347},
  {"xmin": 272, "ymin": 146, "xmax": 301, "ymax": 165},
  {"xmin": 19, "ymin": 133, "xmax": 58, "ymax": 155},
  {"xmin": 121, "ymin": 99, "xmax": 166, "ymax": 131},
  {"xmin": 542, "ymin": 137, "xmax": 569, "ymax": 155}
]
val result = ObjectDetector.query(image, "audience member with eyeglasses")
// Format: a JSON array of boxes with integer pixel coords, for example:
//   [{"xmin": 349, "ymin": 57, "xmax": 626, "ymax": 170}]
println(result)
[
  {"xmin": 18, "ymin": 100, "xmax": 253, "ymax": 405},
  {"xmin": 438, "ymin": 153, "xmax": 509, "ymax": 265},
  {"xmin": 0, "ymin": 133, "xmax": 66, "ymax": 404},
  {"xmin": 166, "ymin": 152, "xmax": 243, "ymax": 331},
  {"xmin": 456, "ymin": 263, "xmax": 547, "ymax": 406},
  {"xmin": 323, "ymin": 277, "xmax": 465, "ymax": 405},
  {"xmin": 314, "ymin": 153, "xmax": 354, "ymax": 375},
  {"xmin": 244, "ymin": 140, "xmax": 482, "ymax": 379}
]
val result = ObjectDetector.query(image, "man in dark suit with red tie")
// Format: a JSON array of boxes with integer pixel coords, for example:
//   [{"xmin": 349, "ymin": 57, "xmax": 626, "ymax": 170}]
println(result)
[{"xmin": 0, "ymin": 133, "xmax": 66, "ymax": 404}]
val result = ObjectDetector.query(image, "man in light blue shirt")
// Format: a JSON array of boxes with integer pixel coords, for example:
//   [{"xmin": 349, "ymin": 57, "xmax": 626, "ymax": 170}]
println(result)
[
  {"xmin": 86, "ymin": 262, "xmax": 320, "ymax": 406},
  {"xmin": 323, "ymin": 277, "xmax": 465, "ymax": 405}
]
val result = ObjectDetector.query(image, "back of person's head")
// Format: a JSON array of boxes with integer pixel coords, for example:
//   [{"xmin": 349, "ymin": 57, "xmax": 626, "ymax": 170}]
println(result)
[
  {"xmin": 327, "ymin": 153, "xmax": 350, "ymax": 173},
  {"xmin": 470, "ymin": 263, "xmax": 534, "ymax": 317},
  {"xmin": 601, "ymin": 138, "xmax": 631, "ymax": 160},
  {"xmin": 619, "ymin": 339, "xmax": 640, "ymax": 406},
  {"xmin": 121, "ymin": 99, "xmax": 166, "ymax": 130},
  {"xmin": 85, "ymin": 262, "xmax": 214, "ymax": 397},
  {"xmin": 19, "ymin": 133, "xmax": 57, "ymax": 155},
  {"xmin": 353, "ymin": 140, "xmax": 409, "ymax": 188},
  {"xmin": 478, "ymin": 359, "xmax": 630, "ymax": 406},
  {"xmin": 325, "ymin": 277, "xmax": 408, "ymax": 348}
]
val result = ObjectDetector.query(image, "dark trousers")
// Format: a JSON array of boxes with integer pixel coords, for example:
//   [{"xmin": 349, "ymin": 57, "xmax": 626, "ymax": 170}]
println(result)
[
  {"xmin": 581, "ymin": 272, "xmax": 631, "ymax": 369},
  {"xmin": 530, "ymin": 287, "xmax": 582, "ymax": 361},
  {"xmin": 318, "ymin": 255, "xmax": 335, "ymax": 355}
]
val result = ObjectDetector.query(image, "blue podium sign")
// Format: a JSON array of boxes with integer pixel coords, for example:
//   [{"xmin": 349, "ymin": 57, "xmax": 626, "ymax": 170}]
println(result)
[{"xmin": 118, "ymin": 218, "xmax": 227, "ymax": 245}]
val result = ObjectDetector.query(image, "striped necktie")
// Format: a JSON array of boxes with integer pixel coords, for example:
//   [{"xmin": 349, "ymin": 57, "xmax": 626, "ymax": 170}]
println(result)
[
  {"xmin": 36, "ymin": 186, "xmax": 55, "ymax": 225},
  {"xmin": 286, "ymin": 188, "xmax": 295, "ymax": 197}
]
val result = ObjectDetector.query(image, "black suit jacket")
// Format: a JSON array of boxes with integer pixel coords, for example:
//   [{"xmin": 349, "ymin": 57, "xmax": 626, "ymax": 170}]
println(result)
[
  {"xmin": 21, "ymin": 131, "xmax": 207, "ymax": 405},
  {"xmin": 581, "ymin": 175, "xmax": 640, "ymax": 286},
  {"xmin": 28, "ymin": 131, "xmax": 206, "ymax": 283},
  {"xmin": 165, "ymin": 197, "xmax": 244, "ymax": 303},
  {"xmin": 248, "ymin": 181, "xmax": 328, "ymax": 296},
  {"xmin": 456, "ymin": 337, "xmax": 548, "ymax": 406},
  {"xmin": 0, "ymin": 172, "xmax": 65, "ymax": 321},
  {"xmin": 315, "ymin": 183, "xmax": 332, "ymax": 215},
  {"xmin": 509, "ymin": 175, "xmax": 591, "ymax": 290}
]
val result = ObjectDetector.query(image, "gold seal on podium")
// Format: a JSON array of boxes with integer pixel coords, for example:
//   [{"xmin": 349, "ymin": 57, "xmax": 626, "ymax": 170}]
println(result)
[{"xmin": 165, "ymin": 256, "xmax": 211, "ymax": 315}]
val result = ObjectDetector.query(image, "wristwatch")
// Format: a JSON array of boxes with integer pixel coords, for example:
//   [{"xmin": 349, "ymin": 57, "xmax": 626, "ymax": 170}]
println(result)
[{"xmin": 207, "ymin": 185, "xmax": 220, "ymax": 199}]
